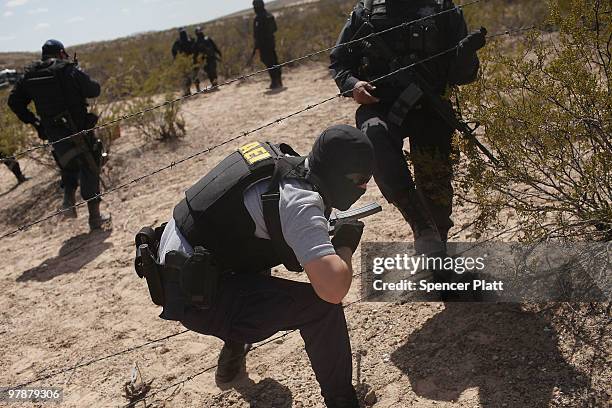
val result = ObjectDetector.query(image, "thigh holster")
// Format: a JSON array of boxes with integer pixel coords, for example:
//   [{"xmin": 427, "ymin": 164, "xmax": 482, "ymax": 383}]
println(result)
[
  {"xmin": 134, "ymin": 226, "xmax": 222, "ymax": 322},
  {"xmin": 160, "ymin": 248, "xmax": 222, "ymax": 321}
]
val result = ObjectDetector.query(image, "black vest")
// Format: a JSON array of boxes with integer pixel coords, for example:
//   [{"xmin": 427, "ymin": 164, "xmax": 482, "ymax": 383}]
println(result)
[
  {"xmin": 356, "ymin": 0, "xmax": 454, "ymax": 95},
  {"xmin": 21, "ymin": 59, "xmax": 82, "ymax": 127},
  {"xmin": 173, "ymin": 141, "xmax": 310, "ymax": 274}
]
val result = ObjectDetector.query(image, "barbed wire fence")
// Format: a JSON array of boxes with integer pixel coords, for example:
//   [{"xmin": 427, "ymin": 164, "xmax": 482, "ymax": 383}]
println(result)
[
  {"xmin": 0, "ymin": 0, "xmax": 486, "ymax": 165},
  {"xmin": 0, "ymin": 24, "xmax": 536, "ymax": 241},
  {"xmin": 0, "ymin": 1, "xmax": 543, "ymax": 404}
]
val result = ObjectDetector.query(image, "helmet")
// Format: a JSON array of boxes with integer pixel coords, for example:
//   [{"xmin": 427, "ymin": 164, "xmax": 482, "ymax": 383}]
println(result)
[
  {"xmin": 41, "ymin": 39, "xmax": 65, "ymax": 59},
  {"xmin": 307, "ymin": 125, "xmax": 374, "ymax": 211}
]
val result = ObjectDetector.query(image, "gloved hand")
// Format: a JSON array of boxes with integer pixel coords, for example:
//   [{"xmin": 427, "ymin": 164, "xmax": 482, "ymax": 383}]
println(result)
[
  {"xmin": 331, "ymin": 220, "xmax": 365, "ymax": 253},
  {"xmin": 458, "ymin": 27, "xmax": 487, "ymax": 54}
]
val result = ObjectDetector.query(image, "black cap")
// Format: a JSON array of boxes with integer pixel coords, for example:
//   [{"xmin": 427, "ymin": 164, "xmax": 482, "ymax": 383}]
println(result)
[{"xmin": 41, "ymin": 39, "xmax": 65, "ymax": 59}]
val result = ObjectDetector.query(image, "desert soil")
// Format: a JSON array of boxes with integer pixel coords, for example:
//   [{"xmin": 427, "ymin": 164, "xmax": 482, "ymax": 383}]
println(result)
[{"xmin": 0, "ymin": 63, "xmax": 609, "ymax": 408}]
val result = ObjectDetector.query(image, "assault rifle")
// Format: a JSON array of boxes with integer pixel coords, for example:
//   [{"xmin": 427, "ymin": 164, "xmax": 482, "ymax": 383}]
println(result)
[
  {"xmin": 329, "ymin": 202, "xmax": 383, "ymax": 235},
  {"xmin": 351, "ymin": 22, "xmax": 499, "ymax": 165}
]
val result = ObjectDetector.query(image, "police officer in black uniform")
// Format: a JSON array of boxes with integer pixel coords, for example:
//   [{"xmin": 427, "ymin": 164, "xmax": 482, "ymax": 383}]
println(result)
[
  {"xmin": 0, "ymin": 152, "xmax": 28, "ymax": 184},
  {"xmin": 252, "ymin": 0, "xmax": 283, "ymax": 89},
  {"xmin": 8, "ymin": 39, "xmax": 110, "ymax": 230},
  {"xmin": 193, "ymin": 27, "xmax": 222, "ymax": 89},
  {"xmin": 136, "ymin": 125, "xmax": 374, "ymax": 408},
  {"xmin": 171, "ymin": 27, "xmax": 196, "ymax": 96},
  {"xmin": 330, "ymin": 0, "xmax": 486, "ymax": 254}
]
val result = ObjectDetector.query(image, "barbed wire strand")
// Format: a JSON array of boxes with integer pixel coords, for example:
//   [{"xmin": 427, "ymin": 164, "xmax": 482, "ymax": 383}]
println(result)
[
  {"xmin": 0, "ymin": 0, "xmax": 486, "ymax": 164},
  {"xmin": 14, "ymin": 330, "xmax": 190, "ymax": 389},
  {"xmin": 0, "ymin": 25, "xmax": 535, "ymax": 241}
]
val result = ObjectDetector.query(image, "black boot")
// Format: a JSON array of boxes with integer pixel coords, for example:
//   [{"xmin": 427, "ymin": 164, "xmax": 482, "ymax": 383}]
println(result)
[
  {"xmin": 394, "ymin": 189, "xmax": 445, "ymax": 256},
  {"xmin": 16, "ymin": 172, "xmax": 28, "ymax": 184},
  {"xmin": 215, "ymin": 341, "xmax": 251, "ymax": 383},
  {"xmin": 324, "ymin": 388, "xmax": 360, "ymax": 408},
  {"xmin": 87, "ymin": 200, "xmax": 111, "ymax": 230},
  {"xmin": 62, "ymin": 188, "xmax": 78, "ymax": 218},
  {"xmin": 6, "ymin": 159, "xmax": 28, "ymax": 184}
]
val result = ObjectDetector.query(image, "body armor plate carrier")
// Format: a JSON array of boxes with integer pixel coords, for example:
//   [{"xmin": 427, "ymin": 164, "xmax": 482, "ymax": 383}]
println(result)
[{"xmin": 173, "ymin": 141, "xmax": 307, "ymax": 274}]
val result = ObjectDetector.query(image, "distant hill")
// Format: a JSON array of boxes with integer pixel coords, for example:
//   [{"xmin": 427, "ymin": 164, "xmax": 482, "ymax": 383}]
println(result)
[{"xmin": 0, "ymin": 0, "xmax": 322, "ymax": 71}]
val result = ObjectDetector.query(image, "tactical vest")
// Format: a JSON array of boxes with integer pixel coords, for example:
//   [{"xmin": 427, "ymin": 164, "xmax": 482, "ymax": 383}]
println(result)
[
  {"xmin": 173, "ymin": 141, "xmax": 311, "ymax": 274},
  {"xmin": 21, "ymin": 59, "xmax": 80, "ymax": 127},
  {"xmin": 356, "ymin": 0, "xmax": 453, "ymax": 94}
]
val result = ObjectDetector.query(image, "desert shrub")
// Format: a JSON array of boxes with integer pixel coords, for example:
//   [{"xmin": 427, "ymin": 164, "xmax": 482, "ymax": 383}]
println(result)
[
  {"xmin": 0, "ymin": 89, "xmax": 31, "ymax": 156},
  {"xmin": 456, "ymin": 0, "xmax": 611, "ymax": 241},
  {"xmin": 129, "ymin": 94, "xmax": 186, "ymax": 142}
]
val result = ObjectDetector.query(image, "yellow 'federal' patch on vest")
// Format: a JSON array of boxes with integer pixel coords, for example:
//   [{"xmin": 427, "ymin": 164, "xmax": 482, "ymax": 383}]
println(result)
[{"xmin": 238, "ymin": 142, "xmax": 271, "ymax": 165}]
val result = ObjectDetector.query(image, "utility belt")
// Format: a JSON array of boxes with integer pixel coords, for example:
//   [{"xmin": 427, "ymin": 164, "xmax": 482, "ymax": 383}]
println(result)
[{"xmin": 134, "ymin": 225, "xmax": 223, "ymax": 321}]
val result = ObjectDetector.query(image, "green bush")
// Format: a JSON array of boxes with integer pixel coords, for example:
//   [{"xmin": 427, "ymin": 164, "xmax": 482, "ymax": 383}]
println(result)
[
  {"xmin": 0, "ymin": 89, "xmax": 30, "ymax": 156},
  {"xmin": 457, "ymin": 0, "xmax": 611, "ymax": 241}
]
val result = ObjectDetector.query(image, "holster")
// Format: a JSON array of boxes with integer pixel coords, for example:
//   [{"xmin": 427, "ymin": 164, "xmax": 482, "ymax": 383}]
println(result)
[
  {"xmin": 134, "ymin": 225, "xmax": 167, "ymax": 307},
  {"xmin": 134, "ymin": 225, "xmax": 222, "ymax": 322},
  {"xmin": 160, "ymin": 247, "xmax": 222, "ymax": 321}
]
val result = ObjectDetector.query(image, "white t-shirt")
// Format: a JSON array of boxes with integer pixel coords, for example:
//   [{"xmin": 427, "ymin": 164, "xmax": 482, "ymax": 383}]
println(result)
[{"xmin": 158, "ymin": 177, "xmax": 335, "ymax": 266}]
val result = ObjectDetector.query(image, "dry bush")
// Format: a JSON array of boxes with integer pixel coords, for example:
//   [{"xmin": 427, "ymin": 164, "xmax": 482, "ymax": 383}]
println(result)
[
  {"xmin": 456, "ymin": 0, "xmax": 611, "ymax": 242},
  {"xmin": 0, "ymin": 89, "xmax": 31, "ymax": 156}
]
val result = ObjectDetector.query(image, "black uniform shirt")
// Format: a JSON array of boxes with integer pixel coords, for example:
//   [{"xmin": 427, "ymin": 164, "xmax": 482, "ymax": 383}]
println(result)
[
  {"xmin": 254, "ymin": 11, "xmax": 277, "ymax": 51},
  {"xmin": 8, "ymin": 59, "xmax": 100, "ymax": 126},
  {"xmin": 329, "ymin": 1, "xmax": 480, "ymax": 97},
  {"xmin": 194, "ymin": 35, "xmax": 222, "ymax": 60}
]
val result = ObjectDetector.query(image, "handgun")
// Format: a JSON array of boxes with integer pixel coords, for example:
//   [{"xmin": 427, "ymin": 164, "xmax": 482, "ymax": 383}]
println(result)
[{"xmin": 329, "ymin": 202, "xmax": 383, "ymax": 235}]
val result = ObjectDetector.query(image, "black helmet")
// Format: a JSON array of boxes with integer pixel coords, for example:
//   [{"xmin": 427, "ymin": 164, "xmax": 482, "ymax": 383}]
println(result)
[
  {"xmin": 41, "ymin": 39, "xmax": 65, "ymax": 59},
  {"xmin": 195, "ymin": 26, "xmax": 204, "ymax": 37},
  {"xmin": 307, "ymin": 125, "xmax": 374, "ymax": 211}
]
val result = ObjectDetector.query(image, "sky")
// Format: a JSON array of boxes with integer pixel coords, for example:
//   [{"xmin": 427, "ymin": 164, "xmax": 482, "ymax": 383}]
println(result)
[{"xmin": 0, "ymin": 0, "xmax": 257, "ymax": 52}]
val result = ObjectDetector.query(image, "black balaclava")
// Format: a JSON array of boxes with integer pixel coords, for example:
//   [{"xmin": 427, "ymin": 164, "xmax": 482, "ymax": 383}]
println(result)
[
  {"xmin": 307, "ymin": 125, "xmax": 375, "ymax": 211},
  {"xmin": 253, "ymin": 0, "xmax": 265, "ymax": 14},
  {"xmin": 195, "ymin": 27, "xmax": 204, "ymax": 40},
  {"xmin": 178, "ymin": 28, "xmax": 188, "ymax": 42}
]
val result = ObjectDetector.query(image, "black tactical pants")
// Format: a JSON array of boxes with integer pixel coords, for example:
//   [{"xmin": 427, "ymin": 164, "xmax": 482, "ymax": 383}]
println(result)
[
  {"xmin": 52, "ymin": 136, "xmax": 101, "ymax": 202},
  {"xmin": 204, "ymin": 59, "xmax": 218, "ymax": 83},
  {"xmin": 1, "ymin": 153, "xmax": 25, "ymax": 182},
  {"xmin": 181, "ymin": 273, "xmax": 354, "ymax": 401},
  {"xmin": 356, "ymin": 102, "xmax": 455, "ymax": 239},
  {"xmin": 259, "ymin": 46, "xmax": 282, "ymax": 86},
  {"xmin": 60, "ymin": 154, "xmax": 101, "ymax": 201}
]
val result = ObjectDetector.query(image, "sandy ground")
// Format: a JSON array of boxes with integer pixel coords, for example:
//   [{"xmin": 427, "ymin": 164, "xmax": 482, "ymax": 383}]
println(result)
[{"xmin": 0, "ymin": 63, "xmax": 609, "ymax": 408}]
